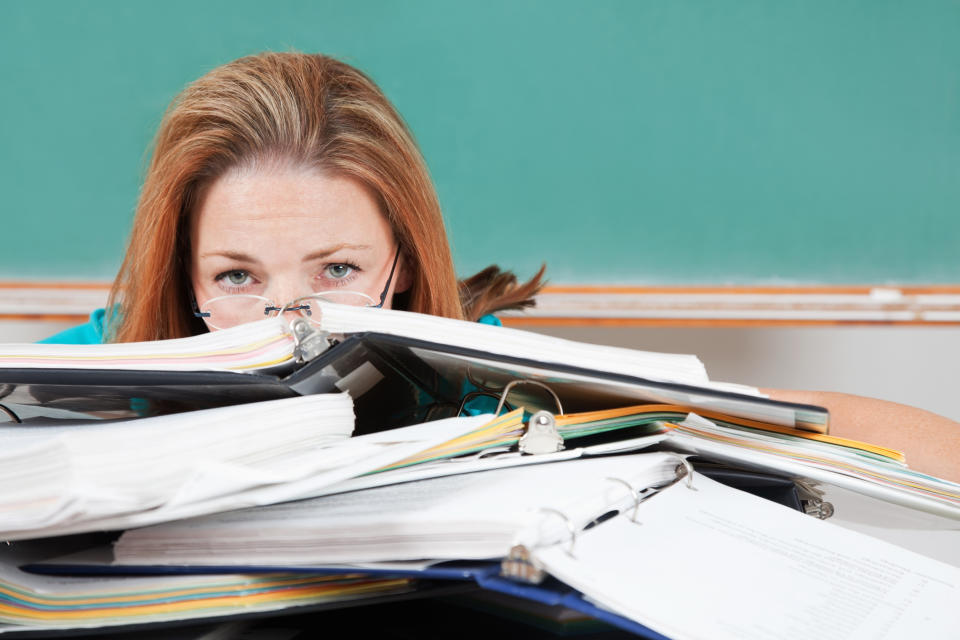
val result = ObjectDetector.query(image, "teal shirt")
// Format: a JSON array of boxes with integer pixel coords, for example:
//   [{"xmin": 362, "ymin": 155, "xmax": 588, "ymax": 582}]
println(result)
[
  {"xmin": 38, "ymin": 309, "xmax": 107, "ymax": 344},
  {"xmin": 38, "ymin": 309, "xmax": 502, "ymax": 344}
]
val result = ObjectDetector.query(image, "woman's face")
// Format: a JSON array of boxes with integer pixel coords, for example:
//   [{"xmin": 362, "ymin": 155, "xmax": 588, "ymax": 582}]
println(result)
[{"xmin": 190, "ymin": 165, "xmax": 409, "ymax": 330}]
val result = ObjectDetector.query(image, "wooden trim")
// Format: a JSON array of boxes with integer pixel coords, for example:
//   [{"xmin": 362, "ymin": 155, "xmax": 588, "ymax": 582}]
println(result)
[
  {"xmin": 0, "ymin": 282, "xmax": 110, "ymax": 322},
  {"xmin": 507, "ymin": 285, "xmax": 960, "ymax": 326},
  {"xmin": 3, "ymin": 281, "xmax": 960, "ymax": 326},
  {"xmin": 541, "ymin": 285, "xmax": 960, "ymax": 295},
  {"xmin": 0, "ymin": 281, "xmax": 111, "ymax": 290},
  {"xmin": 500, "ymin": 317, "xmax": 960, "ymax": 328}
]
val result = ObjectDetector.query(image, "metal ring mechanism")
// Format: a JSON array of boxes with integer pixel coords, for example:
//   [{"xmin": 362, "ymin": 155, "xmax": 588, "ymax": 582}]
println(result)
[
  {"xmin": 604, "ymin": 476, "xmax": 641, "ymax": 522},
  {"xmin": 0, "ymin": 402, "xmax": 22, "ymax": 424},
  {"xmin": 535, "ymin": 507, "xmax": 577, "ymax": 556},
  {"xmin": 494, "ymin": 380, "xmax": 564, "ymax": 416},
  {"xmin": 456, "ymin": 391, "xmax": 514, "ymax": 418},
  {"xmin": 674, "ymin": 456, "xmax": 697, "ymax": 491}
]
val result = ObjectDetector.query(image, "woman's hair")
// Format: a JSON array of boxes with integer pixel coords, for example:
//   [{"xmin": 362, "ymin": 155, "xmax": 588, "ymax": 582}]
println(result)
[{"xmin": 108, "ymin": 52, "xmax": 543, "ymax": 342}]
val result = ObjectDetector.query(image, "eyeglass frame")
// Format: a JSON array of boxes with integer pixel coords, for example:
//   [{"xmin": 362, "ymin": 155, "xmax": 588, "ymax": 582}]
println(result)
[{"xmin": 191, "ymin": 244, "xmax": 402, "ymax": 323}]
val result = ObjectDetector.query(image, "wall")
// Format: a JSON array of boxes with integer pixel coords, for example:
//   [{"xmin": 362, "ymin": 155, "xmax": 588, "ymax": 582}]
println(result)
[
  {"xmin": 2, "ymin": 0, "xmax": 959, "ymax": 284},
  {"xmin": 4, "ymin": 2, "xmax": 958, "ymax": 425}
]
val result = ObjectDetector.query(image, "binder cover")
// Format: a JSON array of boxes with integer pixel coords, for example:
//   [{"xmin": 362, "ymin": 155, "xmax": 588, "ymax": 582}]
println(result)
[{"xmin": 0, "ymin": 331, "xmax": 829, "ymax": 435}]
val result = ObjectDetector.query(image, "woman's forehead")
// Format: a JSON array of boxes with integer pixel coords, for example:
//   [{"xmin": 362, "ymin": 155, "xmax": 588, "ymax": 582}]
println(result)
[{"xmin": 191, "ymin": 167, "xmax": 393, "ymax": 253}]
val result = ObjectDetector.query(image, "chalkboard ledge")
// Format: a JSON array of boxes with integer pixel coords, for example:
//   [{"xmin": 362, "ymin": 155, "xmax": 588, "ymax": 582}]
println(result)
[
  {"xmin": 502, "ymin": 285, "xmax": 960, "ymax": 326},
  {"xmin": 3, "ymin": 282, "xmax": 960, "ymax": 327}
]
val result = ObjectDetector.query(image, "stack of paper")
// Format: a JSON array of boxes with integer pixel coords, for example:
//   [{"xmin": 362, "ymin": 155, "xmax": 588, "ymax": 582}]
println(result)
[
  {"xmin": 111, "ymin": 453, "xmax": 684, "ymax": 565},
  {"xmin": 0, "ymin": 396, "xmax": 506, "ymax": 540},
  {"xmin": 364, "ymin": 402, "xmax": 899, "ymax": 482},
  {"xmin": 667, "ymin": 413, "xmax": 960, "ymax": 518},
  {"xmin": 0, "ymin": 318, "xmax": 295, "ymax": 371},
  {"xmin": 0, "ymin": 394, "xmax": 349, "ymax": 537},
  {"xmin": 555, "ymin": 404, "xmax": 904, "ymax": 462},
  {"xmin": 0, "ymin": 541, "xmax": 411, "ymax": 633}
]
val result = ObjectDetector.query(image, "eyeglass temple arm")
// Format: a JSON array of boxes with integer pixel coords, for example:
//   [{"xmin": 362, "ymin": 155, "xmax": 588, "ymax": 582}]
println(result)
[
  {"xmin": 191, "ymin": 296, "xmax": 211, "ymax": 318},
  {"xmin": 375, "ymin": 245, "xmax": 402, "ymax": 308}
]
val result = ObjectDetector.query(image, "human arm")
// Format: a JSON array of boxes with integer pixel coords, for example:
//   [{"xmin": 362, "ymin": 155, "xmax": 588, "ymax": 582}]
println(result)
[{"xmin": 763, "ymin": 389, "xmax": 960, "ymax": 483}]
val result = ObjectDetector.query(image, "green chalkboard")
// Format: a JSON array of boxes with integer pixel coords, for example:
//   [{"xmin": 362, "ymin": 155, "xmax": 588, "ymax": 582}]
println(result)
[{"xmin": 2, "ymin": 1, "xmax": 959, "ymax": 284}]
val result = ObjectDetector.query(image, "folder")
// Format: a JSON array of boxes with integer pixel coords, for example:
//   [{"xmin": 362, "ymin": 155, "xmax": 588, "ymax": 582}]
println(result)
[{"xmin": 666, "ymin": 413, "xmax": 960, "ymax": 519}]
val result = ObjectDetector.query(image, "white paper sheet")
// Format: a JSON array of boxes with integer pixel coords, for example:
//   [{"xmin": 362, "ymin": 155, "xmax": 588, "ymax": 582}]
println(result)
[{"xmin": 535, "ymin": 473, "xmax": 960, "ymax": 640}]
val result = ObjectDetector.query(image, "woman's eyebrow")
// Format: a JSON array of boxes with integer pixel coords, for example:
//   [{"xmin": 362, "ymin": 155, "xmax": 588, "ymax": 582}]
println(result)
[
  {"xmin": 199, "ymin": 244, "xmax": 372, "ymax": 263},
  {"xmin": 301, "ymin": 244, "xmax": 372, "ymax": 261},
  {"xmin": 199, "ymin": 250, "xmax": 260, "ymax": 262}
]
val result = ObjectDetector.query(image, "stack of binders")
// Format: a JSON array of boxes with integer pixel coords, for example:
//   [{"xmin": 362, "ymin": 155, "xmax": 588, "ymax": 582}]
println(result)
[{"xmin": 1, "ymin": 303, "xmax": 959, "ymax": 638}]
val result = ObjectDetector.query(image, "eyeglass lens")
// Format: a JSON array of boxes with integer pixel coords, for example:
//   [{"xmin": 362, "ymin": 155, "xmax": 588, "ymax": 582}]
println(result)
[{"xmin": 197, "ymin": 291, "xmax": 379, "ymax": 330}]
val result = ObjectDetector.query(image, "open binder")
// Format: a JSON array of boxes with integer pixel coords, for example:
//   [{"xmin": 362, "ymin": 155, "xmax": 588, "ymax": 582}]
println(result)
[
  {"xmin": 0, "ymin": 305, "xmax": 829, "ymax": 435},
  {"xmin": 5, "ymin": 453, "xmax": 689, "ymax": 637}
]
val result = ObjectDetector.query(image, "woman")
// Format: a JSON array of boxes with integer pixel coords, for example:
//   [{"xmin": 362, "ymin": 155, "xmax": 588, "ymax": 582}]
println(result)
[
  {"xmin": 42, "ymin": 52, "xmax": 959, "ymax": 482},
  {"xmin": 44, "ymin": 52, "xmax": 542, "ymax": 345}
]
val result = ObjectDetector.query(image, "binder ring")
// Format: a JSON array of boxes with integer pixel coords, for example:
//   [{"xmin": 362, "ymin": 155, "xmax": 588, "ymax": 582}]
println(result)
[
  {"xmin": 495, "ymin": 380, "xmax": 564, "ymax": 417},
  {"xmin": 455, "ymin": 390, "xmax": 515, "ymax": 417},
  {"xmin": 465, "ymin": 366, "xmax": 507, "ymax": 394},
  {"xmin": 674, "ymin": 456, "xmax": 697, "ymax": 491},
  {"xmin": 535, "ymin": 507, "xmax": 577, "ymax": 555},
  {"xmin": 0, "ymin": 402, "xmax": 21, "ymax": 424},
  {"xmin": 604, "ymin": 477, "xmax": 641, "ymax": 522}
]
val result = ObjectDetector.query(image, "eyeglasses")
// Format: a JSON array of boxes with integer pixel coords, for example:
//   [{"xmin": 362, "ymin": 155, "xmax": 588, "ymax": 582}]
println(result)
[{"xmin": 193, "ymin": 245, "xmax": 401, "ymax": 330}]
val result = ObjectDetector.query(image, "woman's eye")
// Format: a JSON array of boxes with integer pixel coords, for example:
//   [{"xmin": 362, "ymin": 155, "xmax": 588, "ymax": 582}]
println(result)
[
  {"xmin": 326, "ymin": 264, "xmax": 354, "ymax": 279},
  {"xmin": 217, "ymin": 270, "xmax": 252, "ymax": 287}
]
